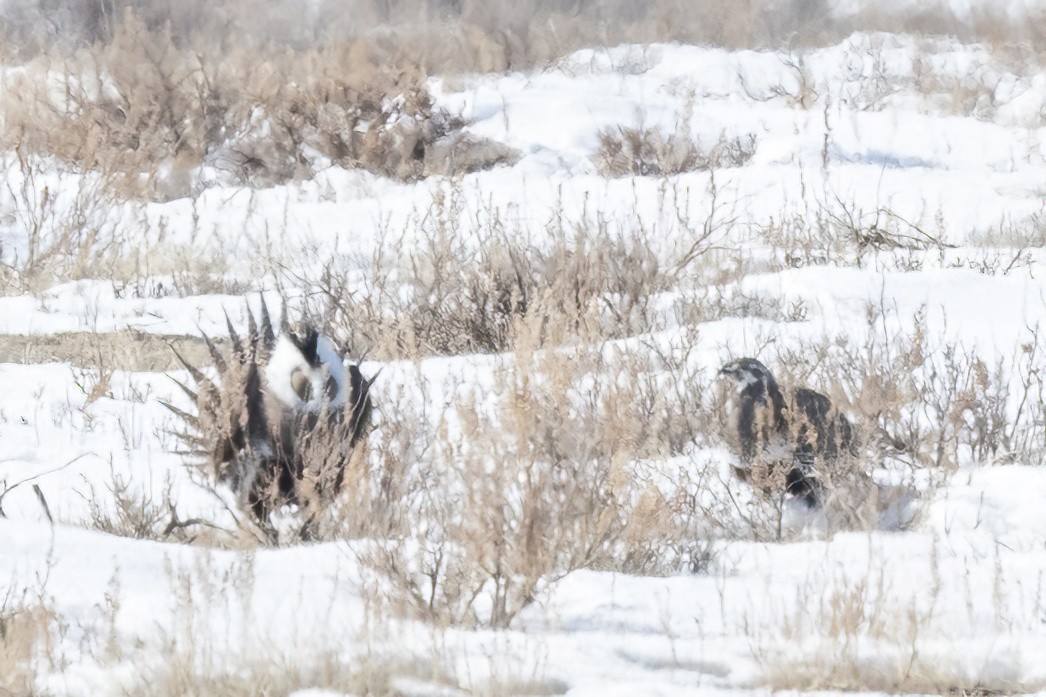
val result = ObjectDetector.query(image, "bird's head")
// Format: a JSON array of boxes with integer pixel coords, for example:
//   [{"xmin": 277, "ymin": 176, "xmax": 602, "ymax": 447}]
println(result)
[{"xmin": 718, "ymin": 357, "xmax": 776, "ymax": 393}]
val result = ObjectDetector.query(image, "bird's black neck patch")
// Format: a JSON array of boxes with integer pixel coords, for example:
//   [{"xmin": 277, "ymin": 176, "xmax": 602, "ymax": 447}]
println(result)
[{"xmin": 289, "ymin": 327, "xmax": 321, "ymax": 367}]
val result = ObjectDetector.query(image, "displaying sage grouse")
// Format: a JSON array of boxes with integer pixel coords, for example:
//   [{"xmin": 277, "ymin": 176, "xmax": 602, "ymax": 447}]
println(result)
[
  {"xmin": 718, "ymin": 357, "xmax": 856, "ymax": 505},
  {"xmin": 164, "ymin": 299, "xmax": 374, "ymax": 530}
]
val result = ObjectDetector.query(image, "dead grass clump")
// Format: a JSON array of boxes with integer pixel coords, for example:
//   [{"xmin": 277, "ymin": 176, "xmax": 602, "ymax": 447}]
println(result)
[
  {"xmin": 83, "ymin": 472, "xmax": 176, "ymax": 541},
  {"xmin": 911, "ymin": 53, "xmax": 1005, "ymax": 120},
  {"xmin": 965, "ymin": 213, "xmax": 1046, "ymax": 249},
  {"xmin": 80, "ymin": 471, "xmax": 243, "ymax": 546},
  {"xmin": 127, "ymin": 650, "xmax": 422, "ymax": 697},
  {"xmin": 595, "ymin": 126, "xmax": 756, "ymax": 177},
  {"xmin": 207, "ymin": 74, "xmax": 517, "ymax": 188},
  {"xmin": 676, "ymin": 286, "xmax": 809, "ymax": 326},
  {"xmin": 0, "ymin": 331, "xmax": 216, "ymax": 372},
  {"xmin": 0, "ymin": 589, "xmax": 55, "ymax": 695},
  {"xmin": 322, "ymin": 219, "xmax": 664, "ymax": 356},
  {"xmin": 0, "ymin": 11, "xmax": 517, "ymax": 199}
]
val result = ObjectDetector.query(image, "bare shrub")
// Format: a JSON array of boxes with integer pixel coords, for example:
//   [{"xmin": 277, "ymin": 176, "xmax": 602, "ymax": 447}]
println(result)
[
  {"xmin": 772, "ymin": 307, "xmax": 1046, "ymax": 471},
  {"xmin": 80, "ymin": 470, "xmax": 241, "ymax": 545},
  {"xmin": 296, "ymin": 185, "xmax": 729, "ymax": 359},
  {"xmin": 738, "ymin": 53, "xmax": 820, "ymax": 109},
  {"xmin": 759, "ymin": 195, "xmax": 952, "ymax": 270},
  {"xmin": 83, "ymin": 470, "xmax": 173, "ymax": 540},
  {"xmin": 206, "ymin": 73, "xmax": 517, "ymax": 188},
  {"xmin": 595, "ymin": 125, "xmax": 756, "ymax": 177},
  {"xmin": 357, "ymin": 312, "xmax": 709, "ymax": 627},
  {"xmin": 0, "ymin": 148, "xmax": 128, "ymax": 292},
  {"xmin": 0, "ymin": 12, "xmax": 517, "ymax": 199}
]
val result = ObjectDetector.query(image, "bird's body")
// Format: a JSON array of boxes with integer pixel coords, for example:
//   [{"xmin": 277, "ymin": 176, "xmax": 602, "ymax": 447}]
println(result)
[
  {"xmin": 165, "ymin": 299, "xmax": 373, "ymax": 532},
  {"xmin": 718, "ymin": 358, "xmax": 856, "ymax": 505}
]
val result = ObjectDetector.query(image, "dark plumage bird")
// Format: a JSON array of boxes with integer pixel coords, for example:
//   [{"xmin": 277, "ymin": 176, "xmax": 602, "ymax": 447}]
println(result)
[
  {"xmin": 718, "ymin": 357, "xmax": 856, "ymax": 505},
  {"xmin": 163, "ymin": 298, "xmax": 374, "ymax": 532}
]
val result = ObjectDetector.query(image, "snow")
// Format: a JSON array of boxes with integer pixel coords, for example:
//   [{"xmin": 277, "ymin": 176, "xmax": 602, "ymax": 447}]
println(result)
[
  {"xmin": 738, "ymin": 263, "xmax": 1046, "ymax": 352},
  {"xmin": 0, "ymin": 29, "xmax": 1045, "ymax": 696},
  {"xmin": 0, "ymin": 282, "xmax": 281, "ymax": 336}
]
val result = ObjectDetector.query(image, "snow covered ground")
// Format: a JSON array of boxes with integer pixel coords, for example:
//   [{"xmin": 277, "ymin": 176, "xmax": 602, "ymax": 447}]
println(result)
[{"xmin": 0, "ymin": 30, "xmax": 1044, "ymax": 695}]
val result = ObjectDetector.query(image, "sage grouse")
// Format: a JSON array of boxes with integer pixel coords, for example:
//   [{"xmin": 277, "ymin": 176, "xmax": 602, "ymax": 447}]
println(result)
[
  {"xmin": 718, "ymin": 357, "xmax": 856, "ymax": 505},
  {"xmin": 164, "ymin": 299, "xmax": 373, "ymax": 528}
]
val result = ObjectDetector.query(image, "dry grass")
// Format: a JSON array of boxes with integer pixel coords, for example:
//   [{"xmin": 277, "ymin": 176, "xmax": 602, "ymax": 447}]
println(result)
[
  {"xmin": 0, "ymin": 145, "xmax": 253, "ymax": 294},
  {"xmin": 595, "ymin": 125, "xmax": 757, "ymax": 178},
  {"xmin": 5, "ymin": 0, "xmax": 1044, "ymax": 67},
  {"xmin": 965, "ymin": 213, "xmax": 1046, "ymax": 249},
  {"xmin": 109, "ymin": 647, "xmax": 560, "ymax": 697},
  {"xmin": 0, "ymin": 331, "xmax": 215, "ymax": 371},
  {"xmin": 769, "ymin": 308, "xmax": 1046, "ymax": 471},
  {"xmin": 0, "ymin": 0, "xmax": 1039, "ymax": 203},
  {"xmin": 123, "ymin": 651, "xmax": 442, "ymax": 697},
  {"xmin": 758, "ymin": 194, "xmax": 953, "ymax": 271},
  {"xmin": 294, "ymin": 182, "xmax": 732, "ymax": 359},
  {"xmin": 355, "ymin": 327, "xmax": 693, "ymax": 627},
  {"xmin": 0, "ymin": 550, "xmax": 566, "ymax": 696},
  {"xmin": 0, "ymin": 149, "xmax": 130, "ymax": 292},
  {"xmin": 0, "ymin": 13, "xmax": 517, "ymax": 203},
  {"xmin": 749, "ymin": 541, "xmax": 1044, "ymax": 694},
  {"xmin": 0, "ymin": 589, "xmax": 54, "ymax": 696},
  {"xmin": 0, "ymin": 3, "xmax": 1042, "ymax": 686}
]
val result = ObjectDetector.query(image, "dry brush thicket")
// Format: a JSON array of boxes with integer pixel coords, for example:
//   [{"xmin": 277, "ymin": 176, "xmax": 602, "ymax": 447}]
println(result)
[
  {"xmin": 199, "ymin": 185, "xmax": 1044, "ymax": 622},
  {"xmin": 1, "ymin": 2, "xmax": 1044, "ymax": 690},
  {"xmin": 595, "ymin": 126, "xmax": 758, "ymax": 177},
  {"xmin": 0, "ymin": 178, "xmax": 1039, "ymax": 683},
  {"xmin": 0, "ymin": 10, "xmax": 519, "ymax": 204},
  {"xmin": 44, "ymin": 205, "xmax": 1046, "ymax": 689},
  {"xmin": 0, "ymin": 0, "xmax": 1041, "ymax": 199},
  {"xmin": 747, "ymin": 540, "xmax": 1042, "ymax": 694},
  {"xmin": 4, "ymin": 0, "xmax": 1045, "ymax": 64},
  {"xmin": 0, "ymin": 3, "xmax": 1040, "ymax": 294},
  {"xmin": 35, "ymin": 174, "xmax": 1039, "ymax": 637}
]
